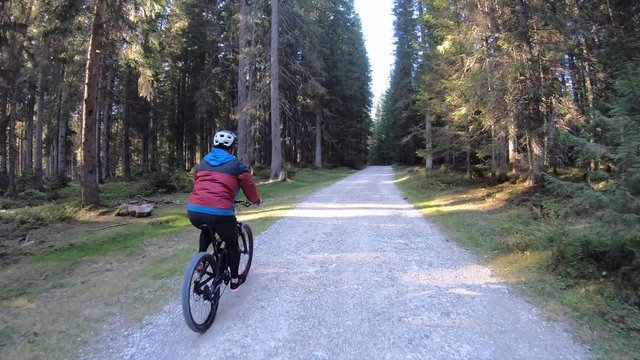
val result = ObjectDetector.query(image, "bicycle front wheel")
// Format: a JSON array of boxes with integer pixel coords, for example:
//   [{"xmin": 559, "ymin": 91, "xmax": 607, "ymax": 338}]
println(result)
[
  {"xmin": 181, "ymin": 252, "xmax": 220, "ymax": 333},
  {"xmin": 237, "ymin": 223, "xmax": 254, "ymax": 278}
]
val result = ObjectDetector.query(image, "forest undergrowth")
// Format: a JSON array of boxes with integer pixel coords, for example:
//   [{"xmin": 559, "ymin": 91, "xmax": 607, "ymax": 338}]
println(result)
[{"xmin": 395, "ymin": 166, "xmax": 640, "ymax": 359}]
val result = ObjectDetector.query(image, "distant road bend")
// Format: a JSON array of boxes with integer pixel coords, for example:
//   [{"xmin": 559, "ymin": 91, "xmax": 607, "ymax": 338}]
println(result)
[{"xmin": 83, "ymin": 166, "xmax": 589, "ymax": 360}]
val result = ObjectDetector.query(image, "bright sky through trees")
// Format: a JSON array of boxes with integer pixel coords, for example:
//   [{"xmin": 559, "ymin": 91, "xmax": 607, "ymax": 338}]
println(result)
[{"xmin": 354, "ymin": 0, "xmax": 394, "ymax": 115}]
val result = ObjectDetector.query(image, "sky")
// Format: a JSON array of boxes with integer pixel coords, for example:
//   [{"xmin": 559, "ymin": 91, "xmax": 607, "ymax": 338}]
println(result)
[{"xmin": 354, "ymin": 0, "xmax": 395, "ymax": 116}]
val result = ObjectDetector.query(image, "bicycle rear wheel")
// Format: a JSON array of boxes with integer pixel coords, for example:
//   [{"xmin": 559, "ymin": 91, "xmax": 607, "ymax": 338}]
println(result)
[
  {"xmin": 237, "ymin": 223, "xmax": 254, "ymax": 278},
  {"xmin": 181, "ymin": 252, "xmax": 220, "ymax": 333}
]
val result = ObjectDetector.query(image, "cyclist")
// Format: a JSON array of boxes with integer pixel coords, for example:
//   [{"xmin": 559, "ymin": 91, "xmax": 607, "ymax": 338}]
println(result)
[{"xmin": 187, "ymin": 130, "xmax": 261, "ymax": 291}]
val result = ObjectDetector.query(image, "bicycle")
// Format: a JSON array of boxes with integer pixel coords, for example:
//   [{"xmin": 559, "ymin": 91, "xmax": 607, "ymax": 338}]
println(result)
[{"xmin": 181, "ymin": 200, "xmax": 254, "ymax": 333}]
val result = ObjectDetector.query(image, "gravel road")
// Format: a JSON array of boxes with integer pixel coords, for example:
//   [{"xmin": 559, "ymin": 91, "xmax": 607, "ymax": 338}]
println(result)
[{"xmin": 81, "ymin": 166, "xmax": 590, "ymax": 360}]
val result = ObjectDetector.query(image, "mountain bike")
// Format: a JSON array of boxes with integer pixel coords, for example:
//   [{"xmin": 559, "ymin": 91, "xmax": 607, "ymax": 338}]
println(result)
[{"xmin": 181, "ymin": 201, "xmax": 254, "ymax": 333}]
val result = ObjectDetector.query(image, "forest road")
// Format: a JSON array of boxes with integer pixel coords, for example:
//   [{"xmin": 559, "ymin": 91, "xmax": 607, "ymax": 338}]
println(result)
[{"xmin": 81, "ymin": 166, "xmax": 590, "ymax": 360}]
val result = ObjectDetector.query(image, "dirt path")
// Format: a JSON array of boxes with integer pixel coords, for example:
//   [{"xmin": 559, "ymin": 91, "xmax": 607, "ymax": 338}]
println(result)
[{"xmin": 80, "ymin": 166, "xmax": 590, "ymax": 359}]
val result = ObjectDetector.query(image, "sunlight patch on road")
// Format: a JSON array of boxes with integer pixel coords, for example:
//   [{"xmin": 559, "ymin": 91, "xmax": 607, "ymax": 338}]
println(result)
[
  {"xmin": 239, "ymin": 202, "xmax": 420, "ymax": 220},
  {"xmin": 287, "ymin": 208, "xmax": 420, "ymax": 218},
  {"xmin": 448, "ymin": 288, "xmax": 483, "ymax": 296},
  {"xmin": 386, "ymin": 175, "xmax": 410, "ymax": 184},
  {"xmin": 306, "ymin": 252, "xmax": 390, "ymax": 262},
  {"xmin": 400, "ymin": 264, "xmax": 505, "ymax": 288},
  {"xmin": 299, "ymin": 202, "xmax": 413, "ymax": 210}
]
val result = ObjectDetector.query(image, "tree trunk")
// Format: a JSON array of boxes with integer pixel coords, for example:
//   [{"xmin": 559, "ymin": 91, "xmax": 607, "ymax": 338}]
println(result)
[
  {"xmin": 123, "ymin": 67, "xmax": 136, "ymax": 181},
  {"xmin": 314, "ymin": 107, "xmax": 322, "ymax": 168},
  {"xmin": 425, "ymin": 114, "xmax": 433, "ymax": 170},
  {"xmin": 25, "ymin": 90, "xmax": 35, "ymax": 174},
  {"xmin": 34, "ymin": 65, "xmax": 46, "ymax": 189},
  {"xmin": 237, "ymin": 0, "xmax": 251, "ymax": 164},
  {"xmin": 0, "ymin": 97, "xmax": 7, "ymax": 193},
  {"xmin": 7, "ymin": 84, "xmax": 19, "ymax": 196},
  {"xmin": 270, "ymin": 0, "xmax": 282, "ymax": 179},
  {"xmin": 150, "ymin": 93, "xmax": 158, "ymax": 172},
  {"xmin": 526, "ymin": 133, "xmax": 544, "ymax": 185},
  {"xmin": 101, "ymin": 62, "xmax": 114, "ymax": 181},
  {"xmin": 56, "ymin": 66, "xmax": 67, "ymax": 178},
  {"xmin": 80, "ymin": 0, "xmax": 107, "ymax": 207}
]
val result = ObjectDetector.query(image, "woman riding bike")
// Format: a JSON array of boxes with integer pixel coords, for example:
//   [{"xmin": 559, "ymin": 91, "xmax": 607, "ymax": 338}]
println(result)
[{"xmin": 186, "ymin": 130, "xmax": 261, "ymax": 291}]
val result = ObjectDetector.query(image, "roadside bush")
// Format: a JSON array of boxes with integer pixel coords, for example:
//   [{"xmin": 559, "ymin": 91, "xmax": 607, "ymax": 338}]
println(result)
[
  {"xmin": 147, "ymin": 171, "xmax": 192, "ymax": 193},
  {"xmin": 18, "ymin": 189, "xmax": 48, "ymax": 206},
  {"xmin": 100, "ymin": 180, "xmax": 151, "ymax": 204},
  {"xmin": 550, "ymin": 227, "xmax": 638, "ymax": 279},
  {"xmin": 0, "ymin": 203, "xmax": 77, "ymax": 227},
  {"xmin": 282, "ymin": 162, "xmax": 297, "ymax": 179},
  {"xmin": 0, "ymin": 197, "xmax": 20, "ymax": 209},
  {"xmin": 45, "ymin": 175, "xmax": 70, "ymax": 192},
  {"xmin": 17, "ymin": 170, "xmax": 35, "ymax": 192},
  {"xmin": 252, "ymin": 165, "xmax": 270, "ymax": 180},
  {"xmin": 496, "ymin": 212, "xmax": 541, "ymax": 252}
]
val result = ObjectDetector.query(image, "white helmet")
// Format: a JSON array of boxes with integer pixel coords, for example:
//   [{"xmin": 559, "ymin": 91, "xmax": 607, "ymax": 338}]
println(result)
[{"xmin": 213, "ymin": 130, "xmax": 237, "ymax": 149}]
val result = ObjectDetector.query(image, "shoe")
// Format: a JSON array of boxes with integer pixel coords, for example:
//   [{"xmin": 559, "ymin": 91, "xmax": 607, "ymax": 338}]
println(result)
[{"xmin": 229, "ymin": 275, "xmax": 246, "ymax": 292}]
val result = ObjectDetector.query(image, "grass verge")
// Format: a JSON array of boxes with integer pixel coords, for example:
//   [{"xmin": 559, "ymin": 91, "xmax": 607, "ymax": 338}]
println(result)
[
  {"xmin": 0, "ymin": 167, "xmax": 353, "ymax": 359},
  {"xmin": 393, "ymin": 166, "xmax": 640, "ymax": 360}
]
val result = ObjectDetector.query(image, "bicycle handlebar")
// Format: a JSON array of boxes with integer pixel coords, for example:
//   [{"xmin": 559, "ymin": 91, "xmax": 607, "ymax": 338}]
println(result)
[{"xmin": 235, "ymin": 200, "xmax": 260, "ymax": 207}]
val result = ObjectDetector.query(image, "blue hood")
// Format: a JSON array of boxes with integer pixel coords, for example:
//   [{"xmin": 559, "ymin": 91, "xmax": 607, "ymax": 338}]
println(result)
[{"xmin": 204, "ymin": 148, "xmax": 236, "ymax": 166}]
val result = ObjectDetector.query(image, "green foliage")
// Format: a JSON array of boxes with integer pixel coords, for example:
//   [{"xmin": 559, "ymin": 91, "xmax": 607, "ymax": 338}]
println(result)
[
  {"xmin": 99, "ymin": 172, "xmax": 191, "ymax": 205},
  {"xmin": 17, "ymin": 189, "xmax": 49, "ymax": 205},
  {"xmin": 281, "ymin": 162, "xmax": 297, "ymax": 179},
  {"xmin": 147, "ymin": 171, "xmax": 192, "ymax": 194},
  {"xmin": 251, "ymin": 165, "xmax": 271, "ymax": 180},
  {"xmin": 45, "ymin": 175, "xmax": 70, "ymax": 193},
  {"xmin": 550, "ymin": 227, "xmax": 638, "ymax": 282},
  {"xmin": 17, "ymin": 170, "xmax": 35, "ymax": 192},
  {"xmin": 0, "ymin": 197, "xmax": 20, "ymax": 210},
  {"xmin": 496, "ymin": 212, "xmax": 541, "ymax": 252},
  {"xmin": 0, "ymin": 203, "xmax": 78, "ymax": 227}
]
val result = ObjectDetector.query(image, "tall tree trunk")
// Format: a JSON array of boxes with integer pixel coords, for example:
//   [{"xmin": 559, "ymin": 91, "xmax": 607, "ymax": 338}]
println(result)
[
  {"xmin": 123, "ymin": 108, "xmax": 131, "ymax": 180},
  {"xmin": 7, "ymin": 84, "xmax": 19, "ymax": 196},
  {"xmin": 25, "ymin": 90, "xmax": 35, "ymax": 174},
  {"xmin": 515, "ymin": 0, "xmax": 544, "ymax": 184},
  {"xmin": 425, "ymin": 114, "xmax": 433, "ymax": 170},
  {"xmin": 270, "ymin": 0, "xmax": 282, "ymax": 179},
  {"xmin": 4, "ymin": 0, "xmax": 35, "ymax": 196},
  {"xmin": 508, "ymin": 118, "xmax": 517, "ymax": 171},
  {"xmin": 123, "ymin": 67, "xmax": 136, "ymax": 180},
  {"xmin": 314, "ymin": 107, "xmax": 322, "ymax": 168},
  {"xmin": 101, "ymin": 62, "xmax": 114, "ymax": 181},
  {"xmin": 237, "ymin": 0, "xmax": 251, "ymax": 164},
  {"xmin": 0, "ymin": 97, "xmax": 7, "ymax": 193},
  {"xmin": 417, "ymin": 1, "xmax": 433, "ymax": 170},
  {"xmin": 492, "ymin": 122, "xmax": 509, "ymax": 182},
  {"xmin": 56, "ymin": 66, "xmax": 67, "ymax": 179},
  {"xmin": 80, "ymin": 0, "xmax": 107, "ymax": 207},
  {"xmin": 150, "ymin": 93, "xmax": 158, "ymax": 172},
  {"xmin": 34, "ymin": 65, "xmax": 46, "ymax": 189}
]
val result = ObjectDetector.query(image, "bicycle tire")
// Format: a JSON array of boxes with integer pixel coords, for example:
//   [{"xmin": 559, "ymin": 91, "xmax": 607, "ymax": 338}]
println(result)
[
  {"xmin": 237, "ymin": 223, "xmax": 254, "ymax": 278},
  {"xmin": 181, "ymin": 252, "xmax": 220, "ymax": 333}
]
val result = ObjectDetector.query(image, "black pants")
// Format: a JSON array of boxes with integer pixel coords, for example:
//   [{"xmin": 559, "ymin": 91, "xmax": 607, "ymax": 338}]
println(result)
[{"xmin": 187, "ymin": 211, "xmax": 240, "ymax": 279}]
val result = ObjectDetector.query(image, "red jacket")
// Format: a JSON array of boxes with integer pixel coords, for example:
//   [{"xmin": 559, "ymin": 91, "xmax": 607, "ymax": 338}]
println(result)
[{"xmin": 187, "ymin": 148, "xmax": 260, "ymax": 216}]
